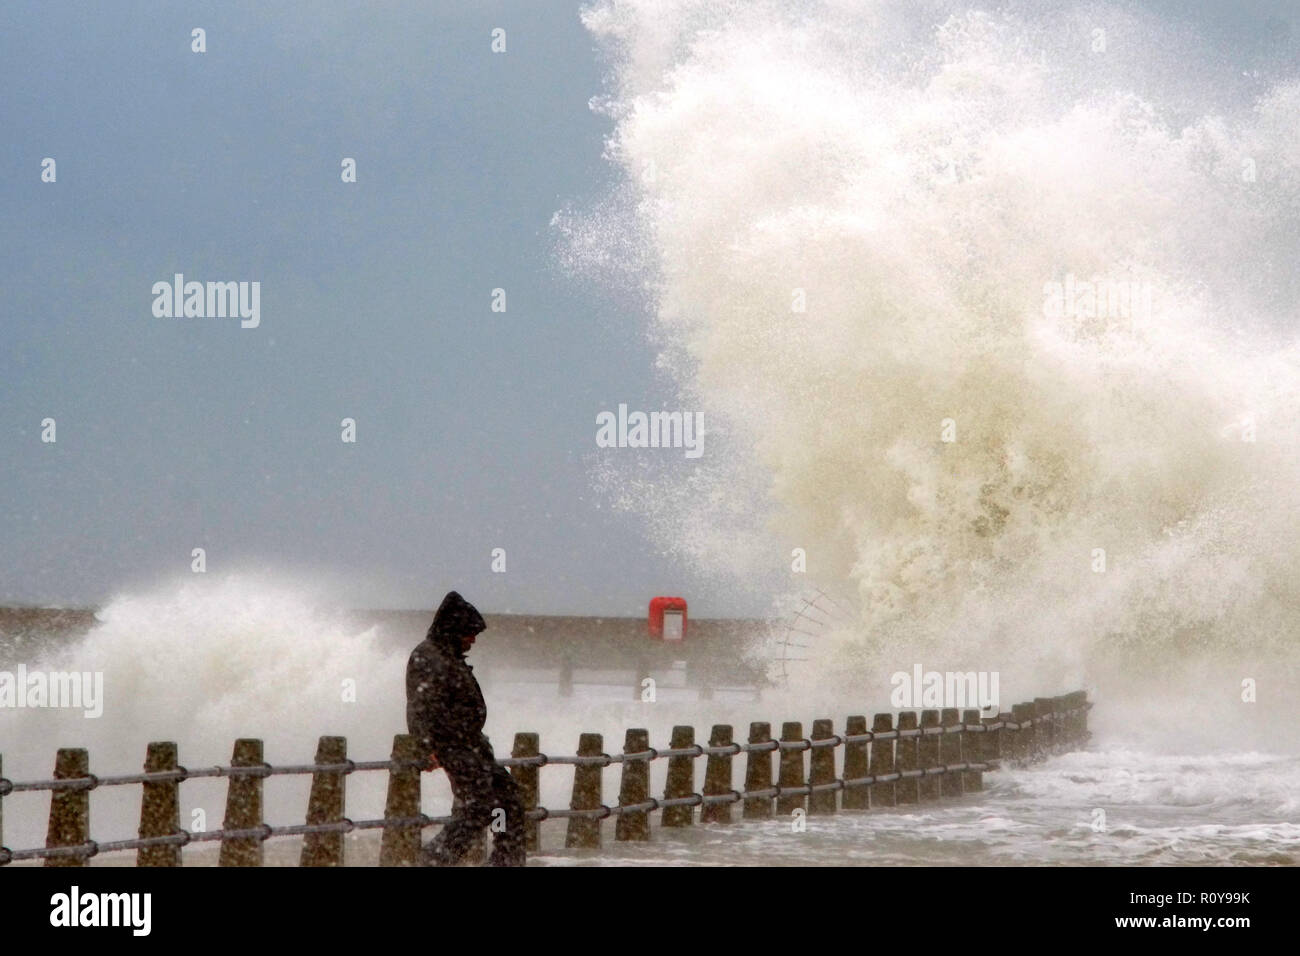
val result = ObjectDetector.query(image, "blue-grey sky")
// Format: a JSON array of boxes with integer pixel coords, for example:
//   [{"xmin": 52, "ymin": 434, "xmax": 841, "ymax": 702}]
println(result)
[
  {"xmin": 2, "ymin": 1, "xmax": 1295, "ymax": 616},
  {"xmin": 0, "ymin": 1, "xmax": 725, "ymax": 615}
]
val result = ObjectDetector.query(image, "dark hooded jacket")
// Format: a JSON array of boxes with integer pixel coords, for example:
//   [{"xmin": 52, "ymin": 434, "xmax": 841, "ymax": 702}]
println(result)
[{"xmin": 406, "ymin": 591, "xmax": 493, "ymax": 763}]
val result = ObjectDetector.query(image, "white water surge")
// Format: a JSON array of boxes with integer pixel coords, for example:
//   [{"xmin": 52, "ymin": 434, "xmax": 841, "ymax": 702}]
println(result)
[{"xmin": 564, "ymin": 0, "xmax": 1300, "ymax": 755}]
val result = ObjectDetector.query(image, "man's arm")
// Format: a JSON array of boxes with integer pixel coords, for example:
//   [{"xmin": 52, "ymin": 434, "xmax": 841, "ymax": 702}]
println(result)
[
  {"xmin": 405, "ymin": 647, "xmax": 442, "ymax": 758},
  {"xmin": 406, "ymin": 647, "xmax": 483, "ymax": 770}
]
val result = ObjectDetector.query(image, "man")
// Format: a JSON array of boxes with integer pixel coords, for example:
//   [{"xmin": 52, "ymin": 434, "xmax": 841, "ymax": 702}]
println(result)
[{"xmin": 406, "ymin": 590, "xmax": 526, "ymax": 866}]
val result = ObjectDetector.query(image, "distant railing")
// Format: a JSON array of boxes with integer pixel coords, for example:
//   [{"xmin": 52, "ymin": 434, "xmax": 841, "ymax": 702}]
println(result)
[{"xmin": 0, "ymin": 691, "xmax": 1090, "ymax": 865}]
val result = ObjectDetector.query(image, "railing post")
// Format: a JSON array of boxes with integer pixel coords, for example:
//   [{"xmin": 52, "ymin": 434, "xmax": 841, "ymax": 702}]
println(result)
[
  {"xmin": 1011, "ymin": 703, "xmax": 1033, "ymax": 763},
  {"xmin": 1034, "ymin": 698, "xmax": 1054, "ymax": 756},
  {"xmin": 701, "ymin": 724, "xmax": 734, "ymax": 824},
  {"xmin": 615, "ymin": 729, "xmax": 651, "ymax": 841},
  {"xmin": 1062, "ymin": 692, "xmax": 1081, "ymax": 745},
  {"xmin": 776, "ymin": 722, "xmax": 807, "ymax": 817},
  {"xmin": 1073, "ymin": 690, "xmax": 1091, "ymax": 745},
  {"xmin": 895, "ymin": 712, "xmax": 920, "ymax": 804},
  {"xmin": 511, "ymin": 732, "xmax": 542, "ymax": 853},
  {"xmin": 379, "ymin": 734, "xmax": 422, "ymax": 867},
  {"xmin": 940, "ymin": 708, "xmax": 963, "ymax": 798},
  {"xmin": 1028, "ymin": 698, "xmax": 1044, "ymax": 758},
  {"xmin": 809, "ymin": 719, "xmax": 837, "ymax": 816},
  {"xmin": 993, "ymin": 712, "xmax": 1011, "ymax": 765},
  {"xmin": 743, "ymin": 722, "xmax": 774, "ymax": 819},
  {"xmin": 139, "ymin": 741, "xmax": 181, "ymax": 867},
  {"xmin": 45, "ymin": 748, "xmax": 90, "ymax": 868},
  {"xmin": 919, "ymin": 710, "xmax": 941, "ymax": 801},
  {"xmin": 301, "ymin": 736, "xmax": 347, "ymax": 867},
  {"xmin": 219, "ymin": 738, "xmax": 265, "ymax": 867},
  {"xmin": 961, "ymin": 710, "xmax": 983, "ymax": 792},
  {"xmin": 662, "ymin": 725, "xmax": 695, "ymax": 827},
  {"xmin": 566, "ymin": 732, "xmax": 604, "ymax": 849},
  {"xmin": 985, "ymin": 712, "xmax": 1006, "ymax": 768},
  {"xmin": 841, "ymin": 716, "xmax": 870, "ymax": 810},
  {"xmin": 868, "ymin": 714, "xmax": 896, "ymax": 808}
]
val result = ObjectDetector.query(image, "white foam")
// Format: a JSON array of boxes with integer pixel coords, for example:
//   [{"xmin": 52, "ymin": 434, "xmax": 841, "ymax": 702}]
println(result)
[{"xmin": 569, "ymin": 0, "xmax": 1300, "ymax": 750}]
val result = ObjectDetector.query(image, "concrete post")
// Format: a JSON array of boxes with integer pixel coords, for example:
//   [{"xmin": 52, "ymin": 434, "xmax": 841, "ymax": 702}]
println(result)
[
  {"xmin": 139, "ymin": 741, "xmax": 182, "ymax": 867},
  {"xmin": 808, "ymin": 719, "xmax": 838, "ymax": 816},
  {"xmin": 219, "ymin": 739, "xmax": 265, "ymax": 867},
  {"xmin": 776, "ymin": 722, "xmax": 807, "ymax": 817},
  {"xmin": 566, "ymin": 732, "xmax": 604, "ymax": 849},
  {"xmin": 511, "ymin": 732, "xmax": 541, "ymax": 853},
  {"xmin": 379, "ymin": 734, "xmax": 422, "ymax": 867},
  {"xmin": 869, "ymin": 714, "xmax": 897, "ymax": 808},
  {"xmin": 45, "ymin": 748, "xmax": 90, "ymax": 868},
  {"xmin": 895, "ymin": 712, "xmax": 920, "ymax": 804},
  {"xmin": 743, "ymin": 722, "xmax": 774, "ymax": 819},
  {"xmin": 919, "ymin": 710, "xmax": 942, "ymax": 801},
  {"xmin": 701, "ymin": 724, "xmax": 734, "ymax": 824},
  {"xmin": 961, "ymin": 710, "xmax": 983, "ymax": 792},
  {"xmin": 615, "ymin": 729, "xmax": 652, "ymax": 841},
  {"xmin": 300, "ymin": 736, "xmax": 347, "ymax": 867},
  {"xmin": 940, "ymin": 708, "xmax": 963, "ymax": 798},
  {"xmin": 841, "ymin": 715, "xmax": 870, "ymax": 810},
  {"xmin": 662, "ymin": 725, "xmax": 695, "ymax": 827}
]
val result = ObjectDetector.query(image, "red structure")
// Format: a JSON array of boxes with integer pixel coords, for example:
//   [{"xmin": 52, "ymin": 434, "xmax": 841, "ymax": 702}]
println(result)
[{"xmin": 648, "ymin": 596, "xmax": 688, "ymax": 641}]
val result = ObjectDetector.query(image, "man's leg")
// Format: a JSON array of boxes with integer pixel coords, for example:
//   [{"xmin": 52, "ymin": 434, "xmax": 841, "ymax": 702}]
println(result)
[
  {"xmin": 421, "ymin": 796, "xmax": 486, "ymax": 866},
  {"xmin": 421, "ymin": 750, "xmax": 495, "ymax": 866},
  {"xmin": 485, "ymin": 765, "xmax": 527, "ymax": 867}
]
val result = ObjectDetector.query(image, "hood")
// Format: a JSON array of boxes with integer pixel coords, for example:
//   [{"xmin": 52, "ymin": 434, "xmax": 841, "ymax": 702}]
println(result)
[{"xmin": 426, "ymin": 590, "xmax": 486, "ymax": 653}]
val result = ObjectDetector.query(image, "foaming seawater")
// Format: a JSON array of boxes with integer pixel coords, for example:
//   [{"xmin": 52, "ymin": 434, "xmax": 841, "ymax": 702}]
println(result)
[
  {"xmin": 566, "ymin": 0, "xmax": 1300, "ymax": 746},
  {"xmin": 530, "ymin": 751, "xmax": 1300, "ymax": 867},
  {"xmin": 4, "ymin": 576, "xmax": 408, "ymax": 767},
  {"xmin": 0, "ymin": 576, "xmax": 408, "ymax": 851}
]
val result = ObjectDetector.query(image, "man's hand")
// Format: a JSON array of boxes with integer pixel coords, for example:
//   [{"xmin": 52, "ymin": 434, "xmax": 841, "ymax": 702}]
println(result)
[{"xmin": 425, "ymin": 751, "xmax": 441, "ymax": 772}]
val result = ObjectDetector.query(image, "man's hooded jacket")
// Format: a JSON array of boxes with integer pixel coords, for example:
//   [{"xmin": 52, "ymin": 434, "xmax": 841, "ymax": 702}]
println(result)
[{"xmin": 406, "ymin": 591, "xmax": 492, "ymax": 763}]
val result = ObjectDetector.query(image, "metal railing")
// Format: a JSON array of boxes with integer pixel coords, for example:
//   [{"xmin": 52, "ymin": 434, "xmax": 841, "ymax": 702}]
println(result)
[{"xmin": 0, "ymin": 690, "xmax": 1090, "ymax": 865}]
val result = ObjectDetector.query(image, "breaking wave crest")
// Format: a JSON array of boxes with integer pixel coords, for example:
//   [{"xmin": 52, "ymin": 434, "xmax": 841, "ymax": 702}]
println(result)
[{"xmin": 566, "ymin": 0, "xmax": 1300, "ymax": 746}]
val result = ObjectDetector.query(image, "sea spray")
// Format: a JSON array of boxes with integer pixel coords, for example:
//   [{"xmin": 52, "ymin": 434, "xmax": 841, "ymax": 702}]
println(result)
[
  {"xmin": 0, "ymin": 575, "xmax": 408, "ymax": 852},
  {"xmin": 0, "ymin": 576, "xmax": 785, "ymax": 854},
  {"xmin": 566, "ymin": 0, "xmax": 1300, "ymax": 747}
]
